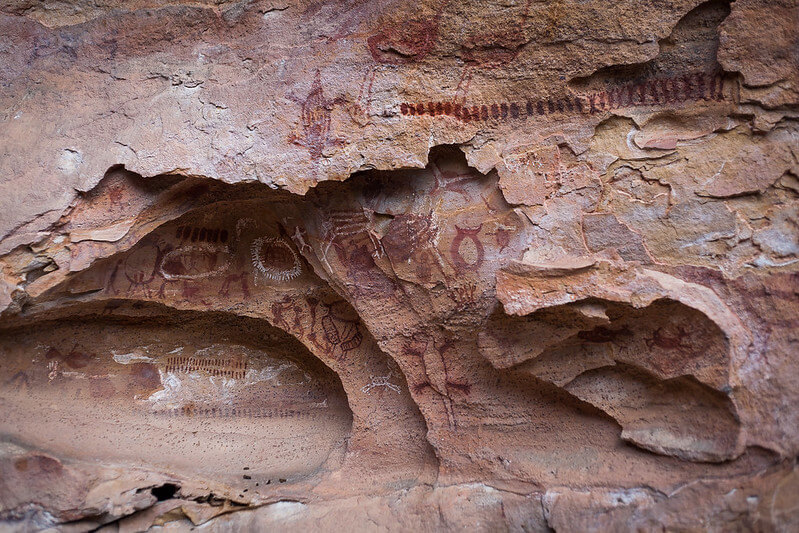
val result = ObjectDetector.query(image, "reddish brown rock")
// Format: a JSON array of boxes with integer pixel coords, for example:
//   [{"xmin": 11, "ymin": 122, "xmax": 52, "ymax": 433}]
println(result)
[{"xmin": 0, "ymin": 0, "xmax": 797, "ymax": 530}]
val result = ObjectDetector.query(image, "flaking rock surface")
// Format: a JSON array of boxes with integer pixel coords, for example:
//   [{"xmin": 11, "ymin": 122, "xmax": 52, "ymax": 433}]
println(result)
[{"xmin": 0, "ymin": 0, "xmax": 798, "ymax": 531}]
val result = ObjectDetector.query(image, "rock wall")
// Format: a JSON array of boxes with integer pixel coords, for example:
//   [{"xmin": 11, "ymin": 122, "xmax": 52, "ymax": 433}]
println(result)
[{"xmin": 0, "ymin": 0, "xmax": 797, "ymax": 530}]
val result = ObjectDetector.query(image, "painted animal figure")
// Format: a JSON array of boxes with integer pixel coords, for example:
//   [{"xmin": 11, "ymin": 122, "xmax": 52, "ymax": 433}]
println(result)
[
  {"xmin": 45, "ymin": 345, "xmax": 93, "ymax": 369},
  {"xmin": 367, "ymin": 17, "xmax": 442, "ymax": 65},
  {"xmin": 289, "ymin": 71, "xmax": 346, "ymax": 161},
  {"xmin": 450, "ymin": 224, "xmax": 485, "ymax": 272},
  {"xmin": 116, "ymin": 242, "xmax": 170, "ymax": 298}
]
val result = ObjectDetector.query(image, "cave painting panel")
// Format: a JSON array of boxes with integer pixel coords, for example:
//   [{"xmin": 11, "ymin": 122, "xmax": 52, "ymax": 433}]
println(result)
[
  {"xmin": 97, "ymin": 207, "xmax": 311, "ymax": 308},
  {"xmin": 343, "ymin": 149, "xmax": 528, "ymax": 295},
  {"xmin": 0, "ymin": 320, "xmax": 352, "ymax": 482}
]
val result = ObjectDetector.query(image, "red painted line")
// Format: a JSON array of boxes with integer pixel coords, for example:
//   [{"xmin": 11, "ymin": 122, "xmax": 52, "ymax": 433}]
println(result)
[{"xmin": 399, "ymin": 72, "xmax": 728, "ymax": 123}]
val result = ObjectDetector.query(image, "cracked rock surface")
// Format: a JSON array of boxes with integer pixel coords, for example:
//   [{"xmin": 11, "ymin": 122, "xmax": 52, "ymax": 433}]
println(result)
[{"xmin": 0, "ymin": 0, "xmax": 798, "ymax": 530}]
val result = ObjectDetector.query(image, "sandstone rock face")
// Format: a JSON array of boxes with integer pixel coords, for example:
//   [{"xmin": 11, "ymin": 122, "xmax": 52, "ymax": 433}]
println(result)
[{"xmin": 0, "ymin": 0, "xmax": 797, "ymax": 530}]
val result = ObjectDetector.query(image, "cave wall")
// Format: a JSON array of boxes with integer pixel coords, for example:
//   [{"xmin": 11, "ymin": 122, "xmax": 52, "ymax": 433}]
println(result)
[{"xmin": 0, "ymin": 0, "xmax": 798, "ymax": 530}]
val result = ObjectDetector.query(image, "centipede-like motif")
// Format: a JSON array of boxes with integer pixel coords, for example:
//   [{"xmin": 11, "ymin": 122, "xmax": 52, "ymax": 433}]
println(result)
[
  {"xmin": 164, "ymin": 356, "xmax": 247, "ymax": 379},
  {"xmin": 251, "ymin": 236, "xmax": 303, "ymax": 282},
  {"xmin": 340, "ymin": 329, "xmax": 363, "ymax": 352},
  {"xmin": 321, "ymin": 314, "xmax": 341, "ymax": 345},
  {"xmin": 159, "ymin": 243, "xmax": 230, "ymax": 280},
  {"xmin": 152, "ymin": 405, "xmax": 321, "ymax": 419},
  {"xmin": 400, "ymin": 71, "xmax": 728, "ymax": 123}
]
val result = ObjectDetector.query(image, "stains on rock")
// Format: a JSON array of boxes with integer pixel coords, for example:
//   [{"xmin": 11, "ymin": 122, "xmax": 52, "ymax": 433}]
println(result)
[
  {"xmin": 484, "ymin": 256, "xmax": 753, "ymax": 461},
  {"xmin": 0, "ymin": 145, "xmax": 796, "ymax": 529},
  {"xmin": 0, "ymin": 0, "xmax": 796, "ymax": 522}
]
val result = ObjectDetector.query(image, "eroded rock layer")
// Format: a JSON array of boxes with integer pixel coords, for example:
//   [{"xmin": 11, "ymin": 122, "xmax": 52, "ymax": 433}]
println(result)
[{"xmin": 0, "ymin": 0, "xmax": 797, "ymax": 530}]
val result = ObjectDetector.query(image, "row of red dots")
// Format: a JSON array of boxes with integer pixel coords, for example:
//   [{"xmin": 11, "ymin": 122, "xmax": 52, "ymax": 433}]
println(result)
[{"xmin": 400, "ymin": 72, "xmax": 727, "ymax": 122}]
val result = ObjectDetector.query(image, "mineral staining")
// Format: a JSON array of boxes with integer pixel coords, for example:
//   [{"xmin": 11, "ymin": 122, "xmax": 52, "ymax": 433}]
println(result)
[
  {"xmin": 0, "ymin": 319, "xmax": 351, "ymax": 482},
  {"xmin": 0, "ymin": 0, "xmax": 798, "ymax": 529}
]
